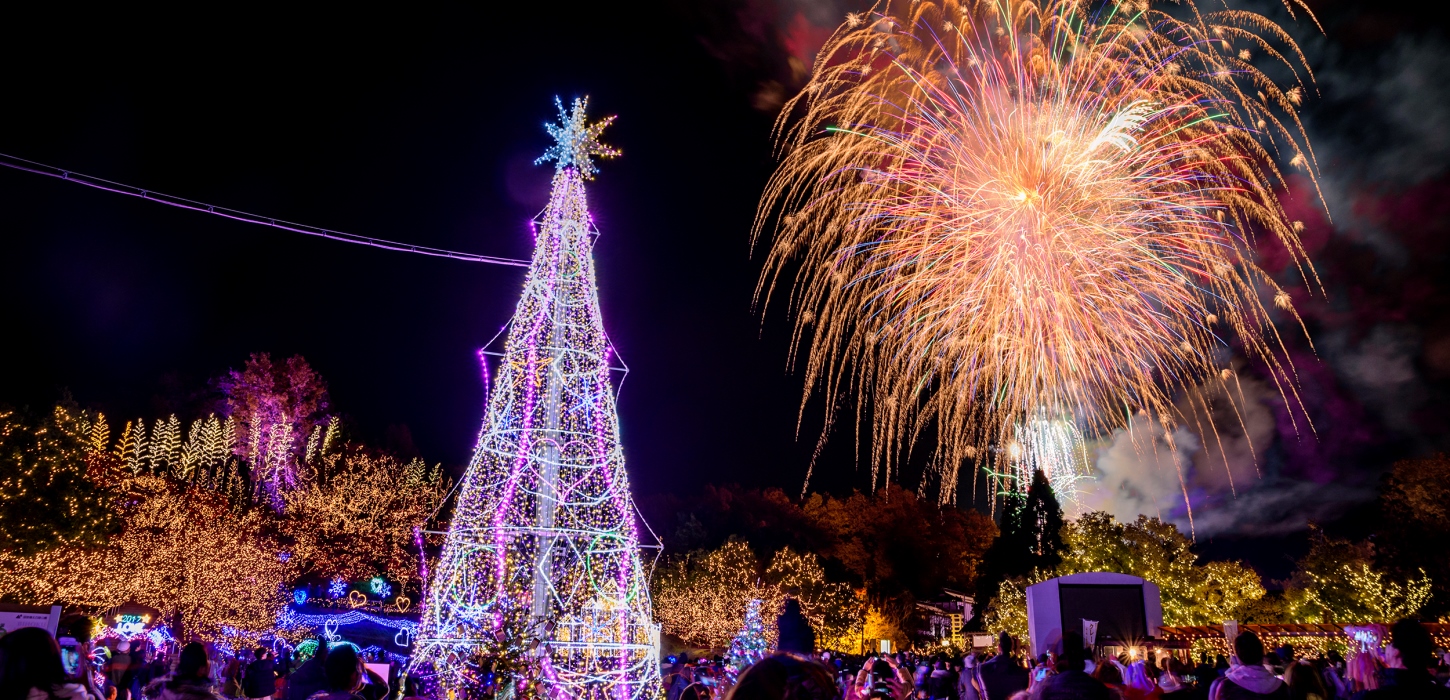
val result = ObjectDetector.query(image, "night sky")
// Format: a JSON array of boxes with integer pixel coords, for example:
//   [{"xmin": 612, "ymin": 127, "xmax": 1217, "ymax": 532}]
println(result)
[{"xmin": 2, "ymin": 1, "xmax": 1448, "ymax": 577}]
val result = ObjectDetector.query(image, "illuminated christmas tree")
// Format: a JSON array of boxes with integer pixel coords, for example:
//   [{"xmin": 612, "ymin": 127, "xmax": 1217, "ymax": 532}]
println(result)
[
  {"xmin": 724, "ymin": 599, "xmax": 769, "ymax": 681},
  {"xmin": 412, "ymin": 97, "xmax": 660, "ymax": 700}
]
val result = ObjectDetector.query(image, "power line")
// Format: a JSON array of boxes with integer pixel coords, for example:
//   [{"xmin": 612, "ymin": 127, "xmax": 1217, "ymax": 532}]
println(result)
[{"xmin": 0, "ymin": 151, "xmax": 530, "ymax": 267}]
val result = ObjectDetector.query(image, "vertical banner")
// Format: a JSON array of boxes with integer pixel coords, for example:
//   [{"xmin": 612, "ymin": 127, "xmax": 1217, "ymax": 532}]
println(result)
[{"xmin": 1082, "ymin": 619, "xmax": 1099, "ymax": 648}]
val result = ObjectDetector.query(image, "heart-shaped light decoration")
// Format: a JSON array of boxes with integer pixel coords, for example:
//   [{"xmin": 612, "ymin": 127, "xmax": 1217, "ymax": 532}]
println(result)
[
  {"xmin": 347, "ymin": 590, "xmax": 367, "ymax": 608},
  {"xmin": 394, "ymin": 596, "xmax": 412, "ymax": 614}
]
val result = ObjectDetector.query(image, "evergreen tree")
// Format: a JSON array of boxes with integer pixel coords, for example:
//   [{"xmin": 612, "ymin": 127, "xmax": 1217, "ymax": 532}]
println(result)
[
  {"xmin": 975, "ymin": 470, "xmax": 1063, "ymax": 614},
  {"xmin": 1022, "ymin": 469, "xmax": 1065, "ymax": 569},
  {"xmin": 0, "ymin": 406, "xmax": 120, "ymax": 555},
  {"xmin": 87, "ymin": 413, "xmax": 110, "ymax": 455},
  {"xmin": 150, "ymin": 414, "xmax": 182, "ymax": 475},
  {"xmin": 180, "ymin": 418, "xmax": 205, "ymax": 480},
  {"xmin": 114, "ymin": 420, "xmax": 135, "ymax": 463},
  {"xmin": 124, "ymin": 419, "xmax": 148, "ymax": 474},
  {"xmin": 725, "ymin": 599, "xmax": 770, "ymax": 681},
  {"xmin": 200, "ymin": 414, "xmax": 225, "ymax": 472}
]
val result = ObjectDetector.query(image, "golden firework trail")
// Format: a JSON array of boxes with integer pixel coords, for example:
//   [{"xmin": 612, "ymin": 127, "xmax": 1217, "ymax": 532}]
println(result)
[{"xmin": 755, "ymin": 0, "xmax": 1322, "ymax": 507}]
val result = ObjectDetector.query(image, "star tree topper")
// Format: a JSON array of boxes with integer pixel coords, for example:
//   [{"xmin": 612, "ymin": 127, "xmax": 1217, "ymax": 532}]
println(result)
[{"xmin": 535, "ymin": 96, "xmax": 620, "ymax": 180}]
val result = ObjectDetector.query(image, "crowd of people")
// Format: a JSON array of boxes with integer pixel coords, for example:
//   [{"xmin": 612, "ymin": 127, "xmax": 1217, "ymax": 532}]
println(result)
[
  {"xmin": 0, "ymin": 625, "xmax": 398, "ymax": 700},
  {"xmin": 694, "ymin": 619, "xmax": 1450, "ymax": 700},
  {"xmin": 5, "ymin": 616, "xmax": 1449, "ymax": 700}
]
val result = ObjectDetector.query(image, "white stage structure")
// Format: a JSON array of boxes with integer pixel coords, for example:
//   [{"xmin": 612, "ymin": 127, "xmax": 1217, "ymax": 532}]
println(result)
[{"xmin": 1025, "ymin": 572, "xmax": 1163, "ymax": 657}]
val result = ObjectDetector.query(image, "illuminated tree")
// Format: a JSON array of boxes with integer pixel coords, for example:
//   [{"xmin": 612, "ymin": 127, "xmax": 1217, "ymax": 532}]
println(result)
[
  {"xmin": 218, "ymin": 352, "xmax": 330, "ymax": 509},
  {"xmin": 765, "ymin": 547, "xmax": 862, "ymax": 649},
  {"xmin": 0, "ymin": 405, "xmax": 120, "ymax": 556},
  {"xmin": 1058, "ymin": 512, "xmax": 1263, "ymax": 625},
  {"xmin": 725, "ymin": 600, "xmax": 769, "ymax": 679},
  {"xmin": 653, "ymin": 540, "xmax": 863, "ymax": 653},
  {"xmin": 1284, "ymin": 528, "xmax": 1431, "ymax": 623},
  {"xmin": 120, "ymin": 419, "xmax": 148, "ymax": 474},
  {"xmin": 282, "ymin": 452, "xmax": 447, "ymax": 595},
  {"xmin": 980, "ymin": 578, "xmax": 1029, "ymax": 648},
  {"xmin": 87, "ymin": 413, "xmax": 110, "ymax": 455},
  {"xmin": 150, "ymin": 414, "xmax": 182, "ymax": 475},
  {"xmin": 180, "ymin": 418, "xmax": 206, "ymax": 480},
  {"xmin": 1376, "ymin": 455, "xmax": 1450, "ymax": 617},
  {"xmin": 654, "ymin": 540, "xmax": 768, "ymax": 649},
  {"xmin": 413, "ymin": 97, "xmax": 658, "ymax": 700},
  {"xmin": 0, "ymin": 474, "xmax": 292, "ymax": 643},
  {"xmin": 113, "ymin": 420, "xmax": 135, "ymax": 464}
]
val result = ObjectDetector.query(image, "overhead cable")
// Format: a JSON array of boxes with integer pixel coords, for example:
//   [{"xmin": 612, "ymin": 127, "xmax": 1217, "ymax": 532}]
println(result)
[{"xmin": 0, "ymin": 151, "xmax": 529, "ymax": 267}]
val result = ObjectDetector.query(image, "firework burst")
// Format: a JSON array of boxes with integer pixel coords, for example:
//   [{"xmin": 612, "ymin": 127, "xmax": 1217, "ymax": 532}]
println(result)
[{"xmin": 756, "ymin": 0, "xmax": 1321, "ymax": 502}]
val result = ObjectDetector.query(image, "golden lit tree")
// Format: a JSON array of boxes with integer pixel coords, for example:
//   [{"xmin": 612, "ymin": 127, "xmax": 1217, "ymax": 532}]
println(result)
[
  {"xmin": 765, "ymin": 546, "xmax": 863, "ymax": 650},
  {"xmin": 652, "ymin": 539, "xmax": 863, "ymax": 652},
  {"xmin": 1284, "ymin": 528, "xmax": 1431, "ymax": 624},
  {"xmin": 281, "ymin": 451, "xmax": 447, "ymax": 595},
  {"xmin": 653, "ymin": 540, "xmax": 771, "ymax": 649},
  {"xmin": 980, "ymin": 578, "xmax": 1030, "ymax": 648},
  {"xmin": 0, "ymin": 405, "xmax": 120, "ymax": 556},
  {"xmin": 0, "ymin": 475, "xmax": 293, "ymax": 643},
  {"xmin": 1058, "ymin": 512, "xmax": 1263, "ymax": 624}
]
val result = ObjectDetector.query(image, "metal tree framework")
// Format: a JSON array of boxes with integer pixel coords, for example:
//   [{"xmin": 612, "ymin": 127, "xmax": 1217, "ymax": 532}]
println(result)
[{"xmin": 412, "ymin": 97, "xmax": 660, "ymax": 700}]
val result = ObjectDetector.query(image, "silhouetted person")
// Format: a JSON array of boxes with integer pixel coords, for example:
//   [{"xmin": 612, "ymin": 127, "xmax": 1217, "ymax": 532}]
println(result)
[
  {"xmin": 143, "ymin": 643, "xmax": 217, "ymax": 700},
  {"xmin": 725, "ymin": 654, "xmax": 837, "ymax": 700},
  {"xmin": 243, "ymin": 649, "xmax": 276, "ymax": 700},
  {"xmin": 1037, "ymin": 631, "xmax": 1109, "ymax": 700},
  {"xmin": 978, "ymin": 633, "xmax": 1029, "ymax": 700},
  {"xmin": 0, "ymin": 627, "xmax": 103, "ymax": 700},
  {"xmin": 284, "ymin": 643, "xmax": 329, "ymax": 700},
  {"xmin": 1359, "ymin": 619, "xmax": 1450, "ymax": 700},
  {"xmin": 775, "ymin": 599, "xmax": 816, "ymax": 655}
]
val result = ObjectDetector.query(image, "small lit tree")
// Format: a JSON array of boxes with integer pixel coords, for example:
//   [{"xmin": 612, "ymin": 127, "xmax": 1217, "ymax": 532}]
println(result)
[{"xmin": 725, "ymin": 599, "xmax": 770, "ymax": 681}]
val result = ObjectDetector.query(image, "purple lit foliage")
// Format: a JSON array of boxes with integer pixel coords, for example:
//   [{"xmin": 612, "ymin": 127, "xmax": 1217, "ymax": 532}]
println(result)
[{"xmin": 218, "ymin": 352, "xmax": 330, "ymax": 510}]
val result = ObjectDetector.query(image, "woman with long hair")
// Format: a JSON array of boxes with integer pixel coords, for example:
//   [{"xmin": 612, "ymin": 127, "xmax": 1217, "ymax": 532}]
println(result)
[{"xmin": 0, "ymin": 628, "xmax": 102, "ymax": 700}]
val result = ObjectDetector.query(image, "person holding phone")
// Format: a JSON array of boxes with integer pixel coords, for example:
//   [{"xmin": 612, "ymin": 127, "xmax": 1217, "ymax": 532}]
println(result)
[
  {"xmin": 0, "ymin": 627, "xmax": 103, "ymax": 700},
  {"xmin": 853, "ymin": 655, "xmax": 912, "ymax": 700}
]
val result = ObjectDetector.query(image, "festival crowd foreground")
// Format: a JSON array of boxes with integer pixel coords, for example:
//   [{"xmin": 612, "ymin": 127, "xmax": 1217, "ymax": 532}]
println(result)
[
  {"xmin": 3, "ymin": 619, "xmax": 1450, "ymax": 700},
  {"xmin": 668, "ymin": 620, "xmax": 1450, "ymax": 700}
]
